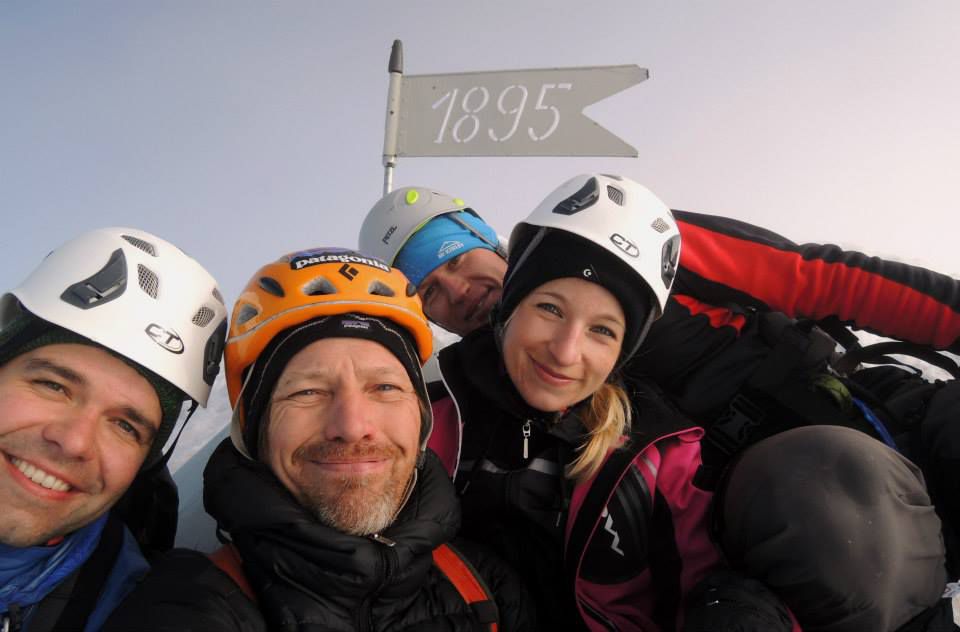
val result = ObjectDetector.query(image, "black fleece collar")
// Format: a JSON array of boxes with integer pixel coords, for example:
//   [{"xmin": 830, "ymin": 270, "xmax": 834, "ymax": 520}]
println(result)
[{"xmin": 202, "ymin": 439, "xmax": 460, "ymax": 602}]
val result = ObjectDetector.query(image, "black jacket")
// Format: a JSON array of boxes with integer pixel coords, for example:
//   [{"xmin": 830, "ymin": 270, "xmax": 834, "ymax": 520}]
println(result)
[{"xmin": 104, "ymin": 440, "xmax": 534, "ymax": 631}]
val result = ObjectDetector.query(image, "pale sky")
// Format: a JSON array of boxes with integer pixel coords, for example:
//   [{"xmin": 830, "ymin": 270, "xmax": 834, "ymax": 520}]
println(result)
[
  {"xmin": 6, "ymin": 1, "xmax": 957, "ymax": 549},
  {"xmin": 3, "ymin": 1, "xmax": 958, "ymax": 302}
]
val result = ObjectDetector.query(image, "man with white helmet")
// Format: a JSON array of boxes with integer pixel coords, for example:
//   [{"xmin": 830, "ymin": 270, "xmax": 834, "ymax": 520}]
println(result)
[
  {"xmin": 0, "ymin": 227, "xmax": 227, "ymax": 632},
  {"xmin": 360, "ymin": 187, "xmax": 508, "ymax": 336}
]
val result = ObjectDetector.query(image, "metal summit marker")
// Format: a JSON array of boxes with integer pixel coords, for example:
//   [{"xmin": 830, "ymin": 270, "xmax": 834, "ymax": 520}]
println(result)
[{"xmin": 380, "ymin": 40, "xmax": 648, "ymax": 194}]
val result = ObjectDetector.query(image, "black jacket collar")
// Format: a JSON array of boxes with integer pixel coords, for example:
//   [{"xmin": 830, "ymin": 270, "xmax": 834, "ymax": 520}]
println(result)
[{"xmin": 202, "ymin": 440, "xmax": 460, "ymax": 602}]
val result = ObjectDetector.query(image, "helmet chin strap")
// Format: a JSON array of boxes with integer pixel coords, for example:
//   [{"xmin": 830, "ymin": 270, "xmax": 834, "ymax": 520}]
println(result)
[
  {"xmin": 493, "ymin": 226, "xmax": 549, "ymax": 353},
  {"xmin": 617, "ymin": 304, "xmax": 658, "ymax": 370},
  {"xmin": 446, "ymin": 213, "xmax": 505, "ymax": 258},
  {"xmin": 142, "ymin": 399, "xmax": 200, "ymax": 473}
]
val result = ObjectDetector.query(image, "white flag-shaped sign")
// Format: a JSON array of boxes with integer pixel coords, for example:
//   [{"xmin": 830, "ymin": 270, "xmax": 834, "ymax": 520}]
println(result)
[{"xmin": 396, "ymin": 65, "xmax": 647, "ymax": 157}]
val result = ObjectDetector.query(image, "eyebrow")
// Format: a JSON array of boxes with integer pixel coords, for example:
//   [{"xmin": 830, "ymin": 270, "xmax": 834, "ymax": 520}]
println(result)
[
  {"xmin": 120, "ymin": 406, "xmax": 159, "ymax": 442},
  {"xmin": 25, "ymin": 357, "xmax": 160, "ymax": 440},
  {"xmin": 24, "ymin": 358, "xmax": 87, "ymax": 387},
  {"xmin": 534, "ymin": 290, "xmax": 625, "ymax": 326},
  {"xmin": 278, "ymin": 365, "xmax": 410, "ymax": 386}
]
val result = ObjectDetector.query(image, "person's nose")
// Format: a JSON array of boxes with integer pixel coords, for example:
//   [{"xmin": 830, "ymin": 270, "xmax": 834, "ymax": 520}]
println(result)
[
  {"xmin": 548, "ymin": 323, "xmax": 582, "ymax": 367},
  {"xmin": 324, "ymin": 386, "xmax": 375, "ymax": 443},
  {"xmin": 440, "ymin": 273, "xmax": 471, "ymax": 304},
  {"xmin": 42, "ymin": 405, "xmax": 99, "ymax": 461}
]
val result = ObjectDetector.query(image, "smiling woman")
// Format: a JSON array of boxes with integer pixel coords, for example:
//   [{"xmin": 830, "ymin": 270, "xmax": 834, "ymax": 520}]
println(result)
[
  {"xmin": 501, "ymin": 278, "xmax": 624, "ymax": 422},
  {"xmin": 429, "ymin": 174, "xmax": 708, "ymax": 629}
]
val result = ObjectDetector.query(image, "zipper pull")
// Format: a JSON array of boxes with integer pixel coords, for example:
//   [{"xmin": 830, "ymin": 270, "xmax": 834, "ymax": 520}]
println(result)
[
  {"xmin": 369, "ymin": 533, "xmax": 396, "ymax": 547},
  {"xmin": 522, "ymin": 420, "xmax": 532, "ymax": 459}
]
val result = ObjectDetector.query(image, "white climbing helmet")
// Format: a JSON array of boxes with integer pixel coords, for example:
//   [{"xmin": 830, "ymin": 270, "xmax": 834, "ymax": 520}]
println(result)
[
  {"xmin": 510, "ymin": 173, "xmax": 681, "ymax": 316},
  {"xmin": 0, "ymin": 227, "xmax": 228, "ymax": 406},
  {"xmin": 359, "ymin": 186, "xmax": 480, "ymax": 264}
]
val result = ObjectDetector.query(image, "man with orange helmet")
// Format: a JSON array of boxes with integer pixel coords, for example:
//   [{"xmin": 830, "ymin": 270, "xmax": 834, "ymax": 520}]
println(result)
[{"xmin": 105, "ymin": 247, "xmax": 532, "ymax": 631}]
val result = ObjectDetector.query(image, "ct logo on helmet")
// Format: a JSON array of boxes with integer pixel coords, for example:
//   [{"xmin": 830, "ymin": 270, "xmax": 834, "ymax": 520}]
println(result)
[
  {"xmin": 610, "ymin": 233, "xmax": 639, "ymax": 258},
  {"xmin": 146, "ymin": 323, "xmax": 185, "ymax": 354}
]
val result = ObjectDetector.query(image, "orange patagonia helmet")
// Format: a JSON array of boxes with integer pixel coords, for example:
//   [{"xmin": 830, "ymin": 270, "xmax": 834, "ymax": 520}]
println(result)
[{"xmin": 225, "ymin": 247, "xmax": 433, "ymax": 432}]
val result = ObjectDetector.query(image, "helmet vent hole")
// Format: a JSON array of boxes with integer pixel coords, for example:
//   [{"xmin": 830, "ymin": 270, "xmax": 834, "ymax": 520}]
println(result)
[
  {"xmin": 303, "ymin": 277, "xmax": 337, "ymax": 296},
  {"xmin": 406, "ymin": 282, "xmax": 417, "ymax": 297},
  {"xmin": 258, "ymin": 277, "xmax": 285, "ymax": 297},
  {"xmin": 368, "ymin": 280, "xmax": 395, "ymax": 298},
  {"xmin": 122, "ymin": 235, "xmax": 158, "ymax": 256},
  {"xmin": 606, "ymin": 185, "xmax": 624, "ymax": 206},
  {"xmin": 212, "ymin": 287, "xmax": 225, "ymax": 305},
  {"xmin": 137, "ymin": 264, "xmax": 159, "ymax": 298},
  {"xmin": 191, "ymin": 306, "xmax": 216, "ymax": 327},
  {"xmin": 236, "ymin": 304, "xmax": 259, "ymax": 325},
  {"xmin": 650, "ymin": 218, "xmax": 670, "ymax": 234}
]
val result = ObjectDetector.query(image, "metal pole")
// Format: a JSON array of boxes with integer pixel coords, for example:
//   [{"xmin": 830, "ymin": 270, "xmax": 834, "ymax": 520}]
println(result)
[{"xmin": 382, "ymin": 40, "xmax": 403, "ymax": 195}]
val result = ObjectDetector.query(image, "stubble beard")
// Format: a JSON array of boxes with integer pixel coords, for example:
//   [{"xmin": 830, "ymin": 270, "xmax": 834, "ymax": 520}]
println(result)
[{"xmin": 293, "ymin": 441, "xmax": 415, "ymax": 537}]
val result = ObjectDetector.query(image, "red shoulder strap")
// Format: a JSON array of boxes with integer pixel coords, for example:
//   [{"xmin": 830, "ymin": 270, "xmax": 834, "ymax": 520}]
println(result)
[
  {"xmin": 209, "ymin": 543, "xmax": 258, "ymax": 605},
  {"xmin": 432, "ymin": 543, "xmax": 499, "ymax": 631}
]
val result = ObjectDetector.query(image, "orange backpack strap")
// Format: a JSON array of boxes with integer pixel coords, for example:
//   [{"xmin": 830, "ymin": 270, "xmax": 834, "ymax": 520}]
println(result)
[
  {"xmin": 432, "ymin": 543, "xmax": 499, "ymax": 631},
  {"xmin": 209, "ymin": 543, "xmax": 258, "ymax": 605}
]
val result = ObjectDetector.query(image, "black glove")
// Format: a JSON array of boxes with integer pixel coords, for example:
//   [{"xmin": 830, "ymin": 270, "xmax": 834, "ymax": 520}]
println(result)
[{"xmin": 682, "ymin": 569, "xmax": 793, "ymax": 632}]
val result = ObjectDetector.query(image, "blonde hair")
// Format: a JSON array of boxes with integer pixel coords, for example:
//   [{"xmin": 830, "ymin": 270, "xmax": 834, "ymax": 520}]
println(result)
[{"xmin": 566, "ymin": 381, "xmax": 632, "ymax": 481}]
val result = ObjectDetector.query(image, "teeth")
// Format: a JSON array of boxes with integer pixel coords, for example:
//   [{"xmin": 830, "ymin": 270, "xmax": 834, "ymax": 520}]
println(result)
[{"xmin": 10, "ymin": 457, "xmax": 72, "ymax": 492}]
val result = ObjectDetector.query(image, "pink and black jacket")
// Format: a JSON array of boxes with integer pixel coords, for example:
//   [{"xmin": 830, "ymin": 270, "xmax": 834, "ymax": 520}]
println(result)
[
  {"xmin": 426, "ymin": 211, "xmax": 959, "ymax": 630},
  {"xmin": 428, "ymin": 331, "xmax": 723, "ymax": 631}
]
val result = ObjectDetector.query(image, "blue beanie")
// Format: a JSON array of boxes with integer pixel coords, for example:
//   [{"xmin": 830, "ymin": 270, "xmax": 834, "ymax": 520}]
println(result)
[{"xmin": 393, "ymin": 211, "xmax": 500, "ymax": 287}]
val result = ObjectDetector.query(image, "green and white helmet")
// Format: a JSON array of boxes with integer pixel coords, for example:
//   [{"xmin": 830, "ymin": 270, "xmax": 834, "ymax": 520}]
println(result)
[
  {"xmin": 0, "ymin": 227, "xmax": 228, "ymax": 407},
  {"xmin": 359, "ymin": 186, "xmax": 484, "ymax": 265}
]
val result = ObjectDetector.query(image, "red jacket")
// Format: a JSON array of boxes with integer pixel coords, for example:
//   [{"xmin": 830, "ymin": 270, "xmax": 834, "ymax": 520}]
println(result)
[{"xmin": 631, "ymin": 210, "xmax": 960, "ymax": 421}]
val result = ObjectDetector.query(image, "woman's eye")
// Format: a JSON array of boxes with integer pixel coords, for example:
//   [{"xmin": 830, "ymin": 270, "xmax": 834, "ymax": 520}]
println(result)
[
  {"xmin": 421, "ymin": 284, "xmax": 436, "ymax": 304},
  {"xmin": 591, "ymin": 325, "xmax": 617, "ymax": 339},
  {"xmin": 447, "ymin": 255, "xmax": 462, "ymax": 270},
  {"xmin": 536, "ymin": 302, "xmax": 561, "ymax": 316},
  {"xmin": 375, "ymin": 383, "xmax": 401, "ymax": 393}
]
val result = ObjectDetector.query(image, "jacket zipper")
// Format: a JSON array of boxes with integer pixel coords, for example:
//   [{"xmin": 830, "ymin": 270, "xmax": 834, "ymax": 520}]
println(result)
[
  {"xmin": 581, "ymin": 599, "xmax": 618, "ymax": 631},
  {"xmin": 356, "ymin": 534, "xmax": 399, "ymax": 632},
  {"xmin": 522, "ymin": 420, "xmax": 532, "ymax": 459},
  {"xmin": 2, "ymin": 604, "xmax": 24, "ymax": 632}
]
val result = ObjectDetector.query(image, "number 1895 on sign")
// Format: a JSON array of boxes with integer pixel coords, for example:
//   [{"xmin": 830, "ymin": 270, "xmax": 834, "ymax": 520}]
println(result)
[{"xmin": 431, "ymin": 83, "xmax": 573, "ymax": 145}]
